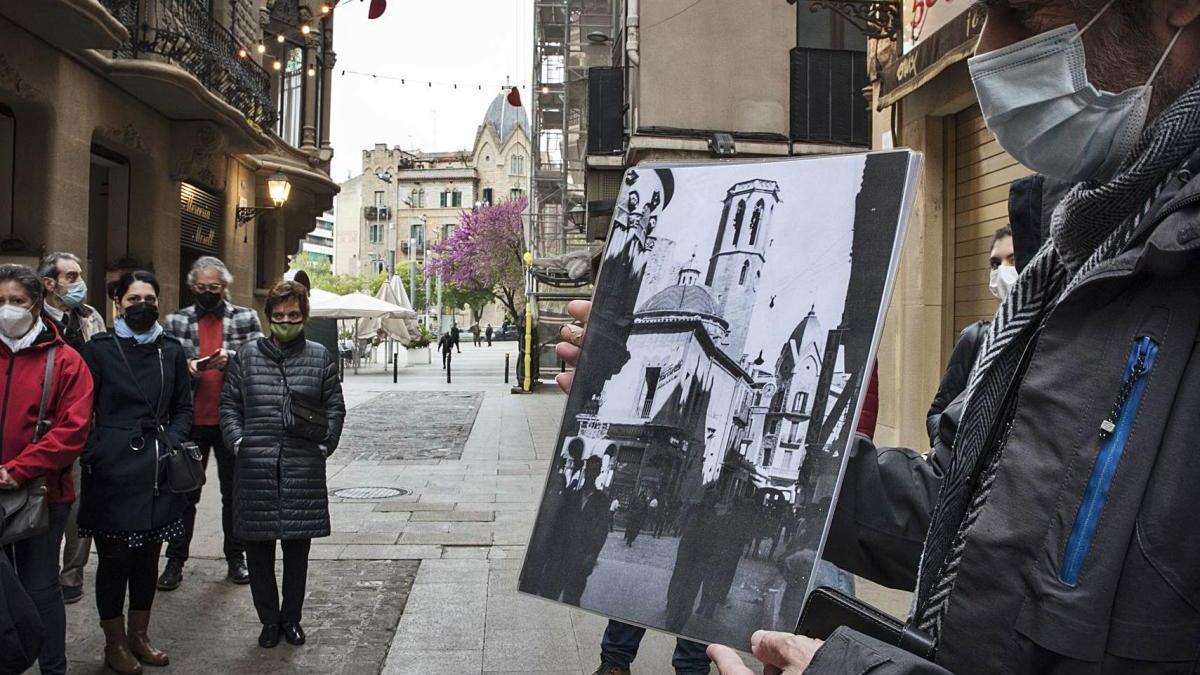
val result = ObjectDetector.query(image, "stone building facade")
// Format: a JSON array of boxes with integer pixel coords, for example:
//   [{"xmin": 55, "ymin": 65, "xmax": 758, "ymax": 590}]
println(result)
[
  {"xmin": 334, "ymin": 92, "xmax": 529, "ymax": 326},
  {"xmin": 0, "ymin": 0, "xmax": 339, "ymax": 317}
]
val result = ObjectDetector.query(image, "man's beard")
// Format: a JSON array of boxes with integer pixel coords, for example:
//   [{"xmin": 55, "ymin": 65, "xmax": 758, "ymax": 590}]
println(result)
[{"xmin": 1081, "ymin": 6, "xmax": 1185, "ymax": 123}]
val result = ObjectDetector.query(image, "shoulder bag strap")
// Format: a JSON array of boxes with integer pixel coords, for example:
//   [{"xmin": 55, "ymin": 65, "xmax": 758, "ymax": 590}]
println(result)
[
  {"xmin": 32, "ymin": 346, "xmax": 56, "ymax": 443},
  {"xmin": 112, "ymin": 340, "xmax": 166, "ymax": 428}
]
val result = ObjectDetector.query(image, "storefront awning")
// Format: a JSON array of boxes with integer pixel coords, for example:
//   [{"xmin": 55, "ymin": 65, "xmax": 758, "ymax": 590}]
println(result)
[{"xmin": 876, "ymin": 3, "xmax": 985, "ymax": 110}]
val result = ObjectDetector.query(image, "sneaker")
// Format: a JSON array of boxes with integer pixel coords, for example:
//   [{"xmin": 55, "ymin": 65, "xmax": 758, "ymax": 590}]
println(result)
[
  {"xmin": 156, "ymin": 560, "xmax": 183, "ymax": 591},
  {"xmin": 591, "ymin": 666, "xmax": 632, "ymax": 675},
  {"xmin": 61, "ymin": 584, "xmax": 83, "ymax": 604},
  {"xmin": 227, "ymin": 559, "xmax": 251, "ymax": 585}
]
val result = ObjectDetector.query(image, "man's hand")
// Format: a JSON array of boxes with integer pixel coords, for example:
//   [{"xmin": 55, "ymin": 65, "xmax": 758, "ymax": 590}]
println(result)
[
  {"xmin": 0, "ymin": 466, "xmax": 22, "ymax": 490},
  {"xmin": 555, "ymin": 300, "xmax": 591, "ymax": 393},
  {"xmin": 209, "ymin": 348, "xmax": 231, "ymax": 372},
  {"xmin": 708, "ymin": 631, "xmax": 825, "ymax": 675},
  {"xmin": 188, "ymin": 359, "xmax": 201, "ymax": 378}
]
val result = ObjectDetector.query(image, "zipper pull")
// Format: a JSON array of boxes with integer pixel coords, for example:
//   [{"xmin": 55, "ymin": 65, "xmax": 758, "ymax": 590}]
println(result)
[{"xmin": 1099, "ymin": 338, "xmax": 1153, "ymax": 440}]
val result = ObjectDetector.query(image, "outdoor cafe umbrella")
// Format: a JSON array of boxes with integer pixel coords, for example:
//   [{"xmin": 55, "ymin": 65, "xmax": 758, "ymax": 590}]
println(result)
[{"xmin": 308, "ymin": 290, "xmax": 416, "ymax": 372}]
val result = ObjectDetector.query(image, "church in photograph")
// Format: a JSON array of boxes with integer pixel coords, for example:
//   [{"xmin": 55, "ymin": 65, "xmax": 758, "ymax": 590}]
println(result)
[{"xmin": 558, "ymin": 177, "xmax": 850, "ymax": 507}]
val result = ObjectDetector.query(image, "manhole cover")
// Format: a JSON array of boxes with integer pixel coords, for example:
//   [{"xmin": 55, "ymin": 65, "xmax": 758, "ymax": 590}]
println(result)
[{"xmin": 332, "ymin": 487, "xmax": 409, "ymax": 500}]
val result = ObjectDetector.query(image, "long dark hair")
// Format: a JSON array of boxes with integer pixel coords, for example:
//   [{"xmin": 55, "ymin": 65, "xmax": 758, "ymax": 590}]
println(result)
[{"xmin": 106, "ymin": 270, "xmax": 160, "ymax": 302}]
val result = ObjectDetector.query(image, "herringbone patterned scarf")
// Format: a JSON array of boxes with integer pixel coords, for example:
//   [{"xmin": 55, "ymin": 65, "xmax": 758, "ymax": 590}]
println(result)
[{"xmin": 913, "ymin": 75, "xmax": 1200, "ymax": 643}]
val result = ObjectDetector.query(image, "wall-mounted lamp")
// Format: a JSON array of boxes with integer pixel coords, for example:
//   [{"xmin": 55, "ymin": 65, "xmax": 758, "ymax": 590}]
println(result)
[
  {"xmin": 236, "ymin": 172, "xmax": 292, "ymax": 225},
  {"xmin": 586, "ymin": 31, "xmax": 613, "ymax": 44}
]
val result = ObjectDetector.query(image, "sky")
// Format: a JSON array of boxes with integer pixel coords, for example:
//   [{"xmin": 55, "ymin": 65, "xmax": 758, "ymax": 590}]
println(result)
[{"xmin": 328, "ymin": 0, "xmax": 534, "ymax": 182}]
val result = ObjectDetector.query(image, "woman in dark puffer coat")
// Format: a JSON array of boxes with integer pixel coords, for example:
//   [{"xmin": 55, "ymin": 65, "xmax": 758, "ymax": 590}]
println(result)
[{"xmin": 219, "ymin": 281, "xmax": 344, "ymax": 649}]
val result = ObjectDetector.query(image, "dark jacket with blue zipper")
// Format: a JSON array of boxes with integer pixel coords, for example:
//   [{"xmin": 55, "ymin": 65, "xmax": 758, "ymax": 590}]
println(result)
[
  {"xmin": 818, "ymin": 151, "xmax": 1200, "ymax": 674},
  {"xmin": 77, "ymin": 332, "xmax": 191, "ymax": 534},
  {"xmin": 219, "ymin": 335, "xmax": 345, "ymax": 542}
]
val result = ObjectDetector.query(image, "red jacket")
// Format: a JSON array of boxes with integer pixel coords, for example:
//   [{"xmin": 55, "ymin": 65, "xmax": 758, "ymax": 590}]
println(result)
[
  {"xmin": 855, "ymin": 361, "xmax": 879, "ymax": 440},
  {"xmin": 0, "ymin": 320, "xmax": 94, "ymax": 504}
]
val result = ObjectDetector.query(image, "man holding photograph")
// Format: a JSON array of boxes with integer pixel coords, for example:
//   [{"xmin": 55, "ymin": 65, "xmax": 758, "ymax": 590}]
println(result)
[
  {"xmin": 562, "ymin": 1, "xmax": 1200, "ymax": 672},
  {"xmin": 160, "ymin": 256, "xmax": 263, "ymax": 591}
]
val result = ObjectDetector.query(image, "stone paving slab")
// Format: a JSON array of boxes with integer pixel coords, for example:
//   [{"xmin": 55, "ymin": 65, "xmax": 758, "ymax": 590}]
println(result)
[
  {"xmin": 63, "ymin": 559, "xmax": 417, "ymax": 674},
  {"xmin": 336, "ymin": 391, "xmax": 482, "ymax": 462},
  {"xmin": 409, "ymin": 510, "xmax": 495, "ymax": 522}
]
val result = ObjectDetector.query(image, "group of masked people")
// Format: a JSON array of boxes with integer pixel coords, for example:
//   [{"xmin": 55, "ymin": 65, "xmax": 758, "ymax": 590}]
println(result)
[{"xmin": 0, "ymin": 253, "xmax": 345, "ymax": 674}]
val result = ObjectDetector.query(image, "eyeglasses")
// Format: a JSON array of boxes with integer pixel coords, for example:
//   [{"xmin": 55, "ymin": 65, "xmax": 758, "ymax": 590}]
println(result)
[{"xmin": 193, "ymin": 284, "xmax": 226, "ymax": 293}]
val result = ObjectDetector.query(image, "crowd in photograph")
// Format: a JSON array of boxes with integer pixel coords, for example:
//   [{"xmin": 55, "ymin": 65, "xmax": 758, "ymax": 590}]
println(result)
[{"xmin": 0, "ymin": 253, "xmax": 345, "ymax": 674}]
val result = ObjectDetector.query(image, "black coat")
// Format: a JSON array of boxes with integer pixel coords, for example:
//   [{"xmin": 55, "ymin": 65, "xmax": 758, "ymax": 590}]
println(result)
[
  {"xmin": 924, "ymin": 320, "xmax": 986, "ymax": 446},
  {"xmin": 220, "ymin": 336, "xmax": 345, "ymax": 542},
  {"xmin": 78, "ymin": 333, "xmax": 191, "ymax": 533}
]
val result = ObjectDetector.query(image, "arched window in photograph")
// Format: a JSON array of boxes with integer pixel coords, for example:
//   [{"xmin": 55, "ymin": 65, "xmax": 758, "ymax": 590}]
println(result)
[
  {"xmin": 749, "ymin": 199, "xmax": 765, "ymax": 245},
  {"xmin": 739, "ymin": 260, "xmax": 750, "ymax": 285},
  {"xmin": 732, "ymin": 200, "xmax": 746, "ymax": 245},
  {"xmin": 793, "ymin": 391, "xmax": 809, "ymax": 413}
]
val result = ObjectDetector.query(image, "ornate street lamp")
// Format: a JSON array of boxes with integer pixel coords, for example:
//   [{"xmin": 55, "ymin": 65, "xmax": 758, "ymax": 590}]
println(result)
[
  {"xmin": 237, "ymin": 171, "xmax": 292, "ymax": 225},
  {"xmin": 787, "ymin": 0, "xmax": 902, "ymax": 40}
]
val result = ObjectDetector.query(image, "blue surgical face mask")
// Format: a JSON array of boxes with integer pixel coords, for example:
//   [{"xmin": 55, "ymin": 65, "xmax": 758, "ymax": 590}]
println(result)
[
  {"xmin": 968, "ymin": 1, "xmax": 1184, "ymax": 183},
  {"xmin": 57, "ymin": 281, "xmax": 87, "ymax": 309}
]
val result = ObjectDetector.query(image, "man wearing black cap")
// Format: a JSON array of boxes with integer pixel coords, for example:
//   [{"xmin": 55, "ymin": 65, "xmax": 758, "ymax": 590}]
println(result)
[{"xmin": 559, "ymin": 455, "xmax": 610, "ymax": 606}]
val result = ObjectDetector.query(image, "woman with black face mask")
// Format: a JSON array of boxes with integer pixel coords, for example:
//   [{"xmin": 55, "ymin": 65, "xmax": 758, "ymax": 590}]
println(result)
[{"xmin": 78, "ymin": 270, "xmax": 192, "ymax": 674}]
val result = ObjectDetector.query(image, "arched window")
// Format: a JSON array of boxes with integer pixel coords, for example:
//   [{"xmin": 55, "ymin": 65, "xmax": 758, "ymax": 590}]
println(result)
[
  {"xmin": 749, "ymin": 199, "xmax": 765, "ymax": 245},
  {"xmin": 732, "ymin": 200, "xmax": 746, "ymax": 245},
  {"xmin": 739, "ymin": 260, "xmax": 750, "ymax": 285},
  {"xmin": 793, "ymin": 391, "xmax": 809, "ymax": 413}
]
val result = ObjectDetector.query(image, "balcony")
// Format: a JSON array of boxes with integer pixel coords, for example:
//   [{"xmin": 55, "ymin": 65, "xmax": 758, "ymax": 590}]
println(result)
[
  {"xmin": 0, "ymin": 0, "xmax": 129, "ymax": 50},
  {"xmin": 97, "ymin": 0, "xmax": 276, "ymax": 135},
  {"xmin": 364, "ymin": 206, "xmax": 378, "ymax": 220}
]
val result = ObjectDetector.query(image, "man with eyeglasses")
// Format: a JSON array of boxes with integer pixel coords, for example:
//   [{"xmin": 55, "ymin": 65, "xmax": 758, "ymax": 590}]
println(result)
[{"xmin": 160, "ymin": 256, "xmax": 263, "ymax": 591}]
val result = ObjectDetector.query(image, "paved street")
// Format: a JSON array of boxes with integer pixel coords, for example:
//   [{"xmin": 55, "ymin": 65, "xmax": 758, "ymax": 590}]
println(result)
[{"xmin": 60, "ymin": 341, "xmax": 907, "ymax": 674}]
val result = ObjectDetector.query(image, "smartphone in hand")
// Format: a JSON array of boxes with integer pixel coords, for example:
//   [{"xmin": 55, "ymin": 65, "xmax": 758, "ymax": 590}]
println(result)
[{"xmin": 195, "ymin": 356, "xmax": 213, "ymax": 371}]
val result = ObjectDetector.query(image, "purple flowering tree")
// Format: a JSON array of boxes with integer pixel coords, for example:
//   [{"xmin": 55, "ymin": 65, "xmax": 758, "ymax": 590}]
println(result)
[{"xmin": 426, "ymin": 198, "xmax": 527, "ymax": 320}]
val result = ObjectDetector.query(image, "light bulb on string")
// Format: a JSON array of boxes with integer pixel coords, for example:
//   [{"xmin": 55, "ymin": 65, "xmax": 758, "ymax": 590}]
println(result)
[
  {"xmin": 273, "ymin": 60, "xmax": 282, "ymax": 71},
  {"xmin": 238, "ymin": 47, "xmax": 248, "ymax": 58},
  {"xmin": 320, "ymin": 4, "xmax": 330, "ymax": 14},
  {"xmin": 256, "ymin": 43, "xmax": 266, "ymax": 54},
  {"xmin": 276, "ymin": 34, "xmax": 285, "ymax": 43},
  {"xmin": 307, "ymin": 66, "xmax": 316, "ymax": 77},
  {"xmin": 301, "ymin": 24, "xmax": 311, "ymax": 35}
]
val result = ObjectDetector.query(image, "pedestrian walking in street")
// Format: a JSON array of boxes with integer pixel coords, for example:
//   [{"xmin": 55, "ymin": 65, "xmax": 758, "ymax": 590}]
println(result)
[
  {"xmin": 79, "ymin": 270, "xmax": 191, "ymax": 674},
  {"xmin": 647, "ymin": 494, "xmax": 660, "ymax": 539},
  {"xmin": 622, "ymin": 491, "xmax": 647, "ymax": 547},
  {"xmin": 450, "ymin": 322, "xmax": 461, "ymax": 353},
  {"xmin": 220, "ymin": 281, "xmax": 345, "ymax": 649},
  {"xmin": 159, "ymin": 256, "xmax": 262, "ymax": 591},
  {"xmin": 470, "ymin": 323, "xmax": 481, "ymax": 347},
  {"xmin": 557, "ymin": 456, "xmax": 609, "ymax": 605},
  {"xmin": 438, "ymin": 330, "xmax": 454, "ymax": 370},
  {"xmin": 38, "ymin": 252, "xmax": 107, "ymax": 606},
  {"xmin": 0, "ymin": 264, "xmax": 95, "ymax": 675},
  {"xmin": 592, "ymin": 620, "xmax": 710, "ymax": 675},
  {"xmin": 485, "ymin": 323, "xmax": 493, "ymax": 346},
  {"xmin": 608, "ymin": 496, "xmax": 619, "ymax": 533}
]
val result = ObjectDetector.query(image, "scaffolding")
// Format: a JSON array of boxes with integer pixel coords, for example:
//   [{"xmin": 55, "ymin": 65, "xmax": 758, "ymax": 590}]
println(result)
[{"xmin": 529, "ymin": 0, "xmax": 614, "ymax": 367}]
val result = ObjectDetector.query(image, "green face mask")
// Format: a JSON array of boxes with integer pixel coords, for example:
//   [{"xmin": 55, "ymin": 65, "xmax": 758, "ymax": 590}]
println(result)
[{"xmin": 271, "ymin": 321, "xmax": 304, "ymax": 342}]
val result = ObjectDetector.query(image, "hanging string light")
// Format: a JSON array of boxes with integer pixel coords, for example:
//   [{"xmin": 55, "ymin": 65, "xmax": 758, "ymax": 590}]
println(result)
[
  {"xmin": 273, "ymin": 60, "xmax": 282, "ymax": 71},
  {"xmin": 256, "ymin": 43, "xmax": 266, "ymax": 54},
  {"xmin": 301, "ymin": 24, "xmax": 312, "ymax": 35},
  {"xmin": 238, "ymin": 47, "xmax": 248, "ymax": 58},
  {"xmin": 307, "ymin": 66, "xmax": 317, "ymax": 77},
  {"xmin": 276, "ymin": 34, "xmax": 286, "ymax": 43},
  {"xmin": 337, "ymin": 69, "xmax": 530, "ymax": 93}
]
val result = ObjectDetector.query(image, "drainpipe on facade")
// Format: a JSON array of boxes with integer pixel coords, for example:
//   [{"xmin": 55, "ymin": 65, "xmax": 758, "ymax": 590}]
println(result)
[{"xmin": 626, "ymin": 0, "xmax": 640, "ymax": 66}]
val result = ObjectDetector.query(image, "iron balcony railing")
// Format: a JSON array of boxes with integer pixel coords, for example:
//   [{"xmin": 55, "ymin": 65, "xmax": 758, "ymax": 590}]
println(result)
[{"xmin": 101, "ymin": 0, "xmax": 277, "ymax": 129}]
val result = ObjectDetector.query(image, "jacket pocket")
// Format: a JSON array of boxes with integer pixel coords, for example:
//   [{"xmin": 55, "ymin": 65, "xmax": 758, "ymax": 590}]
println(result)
[{"xmin": 1060, "ymin": 336, "xmax": 1159, "ymax": 587}]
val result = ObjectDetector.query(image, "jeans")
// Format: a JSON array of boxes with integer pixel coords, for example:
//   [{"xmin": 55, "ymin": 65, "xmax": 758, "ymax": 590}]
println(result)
[
  {"xmin": 812, "ymin": 559, "xmax": 856, "ymax": 595},
  {"xmin": 6, "ymin": 502, "xmax": 69, "ymax": 675},
  {"xmin": 600, "ymin": 620, "xmax": 710, "ymax": 675},
  {"xmin": 60, "ymin": 460, "xmax": 91, "ymax": 587},
  {"xmin": 94, "ymin": 539, "xmax": 161, "ymax": 620},
  {"xmin": 245, "ymin": 539, "xmax": 311, "ymax": 625},
  {"xmin": 166, "ymin": 425, "xmax": 243, "ymax": 565}
]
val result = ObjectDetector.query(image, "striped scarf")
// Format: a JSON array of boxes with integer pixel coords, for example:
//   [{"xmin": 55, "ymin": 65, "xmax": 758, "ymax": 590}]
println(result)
[{"xmin": 913, "ymin": 75, "xmax": 1200, "ymax": 643}]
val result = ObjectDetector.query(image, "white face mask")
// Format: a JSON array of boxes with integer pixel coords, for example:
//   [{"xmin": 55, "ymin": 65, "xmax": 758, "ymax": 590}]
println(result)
[
  {"xmin": 989, "ymin": 264, "xmax": 1019, "ymax": 301},
  {"xmin": 0, "ymin": 305, "xmax": 36, "ymax": 339},
  {"xmin": 968, "ymin": 1, "xmax": 1184, "ymax": 183}
]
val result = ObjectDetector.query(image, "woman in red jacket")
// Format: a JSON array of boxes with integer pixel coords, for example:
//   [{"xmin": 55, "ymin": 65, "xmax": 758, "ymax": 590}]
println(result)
[{"xmin": 0, "ymin": 264, "xmax": 95, "ymax": 675}]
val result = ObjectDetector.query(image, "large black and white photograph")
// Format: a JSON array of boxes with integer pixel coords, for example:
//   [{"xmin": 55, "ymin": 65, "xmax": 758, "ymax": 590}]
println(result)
[{"xmin": 518, "ymin": 151, "xmax": 919, "ymax": 648}]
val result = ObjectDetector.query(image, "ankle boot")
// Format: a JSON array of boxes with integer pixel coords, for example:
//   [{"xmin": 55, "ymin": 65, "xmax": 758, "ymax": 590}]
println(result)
[
  {"xmin": 127, "ymin": 610, "xmax": 169, "ymax": 667},
  {"xmin": 100, "ymin": 617, "xmax": 142, "ymax": 675}
]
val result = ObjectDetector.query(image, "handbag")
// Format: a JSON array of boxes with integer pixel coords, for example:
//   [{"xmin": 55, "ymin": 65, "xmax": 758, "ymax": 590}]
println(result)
[
  {"xmin": 0, "ymin": 347, "xmax": 56, "ymax": 547},
  {"xmin": 113, "ymin": 341, "xmax": 206, "ymax": 495},
  {"xmin": 797, "ymin": 586, "xmax": 934, "ymax": 660},
  {"xmin": 278, "ymin": 365, "xmax": 329, "ymax": 443}
]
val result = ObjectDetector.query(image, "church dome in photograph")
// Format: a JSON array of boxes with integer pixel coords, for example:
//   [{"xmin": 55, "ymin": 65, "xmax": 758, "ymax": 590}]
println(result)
[
  {"xmin": 483, "ymin": 91, "xmax": 528, "ymax": 141},
  {"xmin": 638, "ymin": 284, "xmax": 720, "ymax": 317}
]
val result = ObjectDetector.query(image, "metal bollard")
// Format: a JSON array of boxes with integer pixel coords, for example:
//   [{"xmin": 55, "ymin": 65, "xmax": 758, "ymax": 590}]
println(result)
[
  {"xmin": 393, "ymin": 352, "xmax": 398, "ymax": 383},
  {"xmin": 447, "ymin": 359, "xmax": 452, "ymax": 384},
  {"xmin": 504, "ymin": 353, "xmax": 510, "ymax": 383}
]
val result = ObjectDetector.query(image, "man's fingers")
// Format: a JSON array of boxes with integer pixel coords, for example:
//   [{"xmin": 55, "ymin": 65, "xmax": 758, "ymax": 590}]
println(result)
[
  {"xmin": 555, "ymin": 371, "xmax": 574, "ymax": 393},
  {"xmin": 560, "ymin": 323, "xmax": 585, "ymax": 347},
  {"xmin": 556, "ymin": 340, "xmax": 581, "ymax": 366},
  {"xmin": 707, "ymin": 645, "xmax": 756, "ymax": 675},
  {"xmin": 750, "ymin": 631, "xmax": 823, "ymax": 672},
  {"xmin": 566, "ymin": 299, "xmax": 591, "ymax": 323}
]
